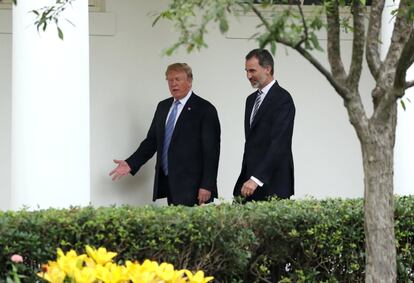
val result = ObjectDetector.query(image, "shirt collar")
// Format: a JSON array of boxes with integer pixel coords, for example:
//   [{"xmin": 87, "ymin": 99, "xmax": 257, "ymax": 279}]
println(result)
[
  {"xmin": 259, "ymin": 80, "xmax": 276, "ymax": 95},
  {"xmin": 175, "ymin": 90, "xmax": 192, "ymax": 105}
]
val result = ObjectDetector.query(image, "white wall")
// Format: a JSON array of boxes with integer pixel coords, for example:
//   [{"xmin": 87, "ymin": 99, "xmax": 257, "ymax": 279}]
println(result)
[{"xmin": 1, "ymin": 0, "xmax": 381, "ymax": 210}]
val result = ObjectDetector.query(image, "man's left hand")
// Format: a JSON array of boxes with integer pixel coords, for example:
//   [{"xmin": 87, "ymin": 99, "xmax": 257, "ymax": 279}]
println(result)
[
  {"xmin": 241, "ymin": 179, "xmax": 258, "ymax": 197},
  {"xmin": 198, "ymin": 188, "xmax": 212, "ymax": 205}
]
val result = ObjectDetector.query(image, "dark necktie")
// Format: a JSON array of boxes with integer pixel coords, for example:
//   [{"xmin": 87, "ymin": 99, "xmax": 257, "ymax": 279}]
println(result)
[
  {"xmin": 250, "ymin": 90, "xmax": 263, "ymax": 126},
  {"xmin": 162, "ymin": 100, "xmax": 180, "ymax": 175}
]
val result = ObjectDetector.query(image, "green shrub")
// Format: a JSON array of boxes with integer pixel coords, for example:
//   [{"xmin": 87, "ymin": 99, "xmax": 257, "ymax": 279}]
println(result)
[{"xmin": 0, "ymin": 197, "xmax": 413, "ymax": 282}]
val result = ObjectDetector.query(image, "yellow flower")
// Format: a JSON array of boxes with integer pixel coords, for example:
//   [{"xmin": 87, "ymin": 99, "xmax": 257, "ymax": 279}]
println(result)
[
  {"xmin": 184, "ymin": 270, "xmax": 214, "ymax": 283},
  {"xmin": 157, "ymin": 262, "xmax": 186, "ymax": 282},
  {"xmin": 140, "ymin": 259, "xmax": 159, "ymax": 273},
  {"xmin": 125, "ymin": 260, "xmax": 158, "ymax": 283},
  {"xmin": 37, "ymin": 246, "xmax": 214, "ymax": 283},
  {"xmin": 86, "ymin": 245, "xmax": 117, "ymax": 265},
  {"xmin": 37, "ymin": 262, "xmax": 66, "ymax": 283},
  {"xmin": 95, "ymin": 262, "xmax": 129, "ymax": 283},
  {"xmin": 56, "ymin": 248, "xmax": 87, "ymax": 277},
  {"xmin": 84, "ymin": 256, "xmax": 97, "ymax": 268},
  {"xmin": 73, "ymin": 266, "xmax": 97, "ymax": 283}
]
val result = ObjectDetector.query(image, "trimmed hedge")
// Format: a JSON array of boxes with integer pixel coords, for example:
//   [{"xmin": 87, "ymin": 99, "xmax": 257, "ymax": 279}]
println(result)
[{"xmin": 0, "ymin": 197, "xmax": 413, "ymax": 282}]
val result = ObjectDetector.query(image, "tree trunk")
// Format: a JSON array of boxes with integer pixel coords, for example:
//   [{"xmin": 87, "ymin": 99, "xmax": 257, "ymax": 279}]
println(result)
[{"xmin": 361, "ymin": 108, "xmax": 397, "ymax": 282}]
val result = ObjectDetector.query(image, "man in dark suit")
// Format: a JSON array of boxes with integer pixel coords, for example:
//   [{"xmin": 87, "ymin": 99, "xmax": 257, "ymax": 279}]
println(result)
[
  {"xmin": 234, "ymin": 49, "xmax": 295, "ymax": 201},
  {"xmin": 110, "ymin": 63, "xmax": 221, "ymax": 206}
]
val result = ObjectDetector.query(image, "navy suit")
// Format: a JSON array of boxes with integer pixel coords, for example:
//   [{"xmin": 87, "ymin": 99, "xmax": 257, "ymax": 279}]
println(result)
[
  {"xmin": 234, "ymin": 81, "xmax": 295, "ymax": 201},
  {"xmin": 126, "ymin": 93, "xmax": 221, "ymax": 206}
]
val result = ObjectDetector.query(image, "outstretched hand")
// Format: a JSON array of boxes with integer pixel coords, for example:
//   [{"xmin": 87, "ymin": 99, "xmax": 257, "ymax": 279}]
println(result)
[{"xmin": 109, "ymin": 159, "xmax": 131, "ymax": 181}]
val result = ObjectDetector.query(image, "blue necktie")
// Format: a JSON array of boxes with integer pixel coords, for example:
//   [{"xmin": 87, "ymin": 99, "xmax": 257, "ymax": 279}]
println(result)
[
  {"xmin": 162, "ymin": 100, "xmax": 180, "ymax": 175},
  {"xmin": 250, "ymin": 90, "xmax": 263, "ymax": 126}
]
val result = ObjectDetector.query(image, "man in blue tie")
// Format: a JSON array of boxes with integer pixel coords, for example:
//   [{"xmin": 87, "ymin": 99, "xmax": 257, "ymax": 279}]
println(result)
[
  {"xmin": 234, "ymin": 49, "xmax": 295, "ymax": 201},
  {"xmin": 110, "ymin": 63, "xmax": 221, "ymax": 206}
]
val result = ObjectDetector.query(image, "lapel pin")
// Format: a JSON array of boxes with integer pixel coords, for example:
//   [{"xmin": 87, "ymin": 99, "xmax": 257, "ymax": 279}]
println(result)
[{"xmin": 187, "ymin": 107, "xmax": 191, "ymax": 111}]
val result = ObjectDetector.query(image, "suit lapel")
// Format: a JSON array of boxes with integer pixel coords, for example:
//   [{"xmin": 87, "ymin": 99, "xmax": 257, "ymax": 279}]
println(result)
[
  {"xmin": 158, "ymin": 98, "xmax": 174, "ymax": 140},
  {"xmin": 245, "ymin": 92, "xmax": 256, "ymax": 137},
  {"xmin": 171, "ymin": 92, "xmax": 196, "ymax": 141},
  {"xmin": 249, "ymin": 92, "xmax": 272, "ymax": 130},
  {"xmin": 248, "ymin": 82, "xmax": 279, "ymax": 132}
]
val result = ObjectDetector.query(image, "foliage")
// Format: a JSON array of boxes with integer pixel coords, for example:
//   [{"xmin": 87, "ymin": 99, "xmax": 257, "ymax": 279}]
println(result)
[
  {"xmin": 12, "ymin": 0, "xmax": 75, "ymax": 40},
  {"xmin": 0, "ymin": 203, "xmax": 253, "ymax": 282},
  {"xmin": 152, "ymin": 0, "xmax": 363, "ymax": 55},
  {"xmin": 31, "ymin": 0, "xmax": 75, "ymax": 40},
  {"xmin": 154, "ymin": 0, "xmax": 414, "ymax": 57},
  {"xmin": 36, "ymin": 245, "xmax": 213, "ymax": 282},
  {"xmin": 0, "ymin": 197, "xmax": 413, "ymax": 282}
]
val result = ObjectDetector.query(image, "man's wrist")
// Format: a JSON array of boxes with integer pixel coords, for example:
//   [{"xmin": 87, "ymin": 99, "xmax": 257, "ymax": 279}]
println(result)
[{"xmin": 250, "ymin": 176, "xmax": 264, "ymax": 187}]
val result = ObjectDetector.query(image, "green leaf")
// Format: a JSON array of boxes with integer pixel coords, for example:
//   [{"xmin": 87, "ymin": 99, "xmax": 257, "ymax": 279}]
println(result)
[
  {"xmin": 310, "ymin": 33, "xmax": 323, "ymax": 51},
  {"xmin": 57, "ymin": 27, "xmax": 64, "ymax": 40},
  {"xmin": 270, "ymin": 41, "xmax": 277, "ymax": 54},
  {"xmin": 152, "ymin": 14, "xmax": 162, "ymax": 27},
  {"xmin": 219, "ymin": 18, "xmax": 229, "ymax": 33},
  {"xmin": 400, "ymin": 99, "xmax": 406, "ymax": 111}
]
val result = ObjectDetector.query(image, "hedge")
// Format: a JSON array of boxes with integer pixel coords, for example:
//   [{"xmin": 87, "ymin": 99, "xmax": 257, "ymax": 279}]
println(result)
[{"xmin": 0, "ymin": 197, "xmax": 413, "ymax": 282}]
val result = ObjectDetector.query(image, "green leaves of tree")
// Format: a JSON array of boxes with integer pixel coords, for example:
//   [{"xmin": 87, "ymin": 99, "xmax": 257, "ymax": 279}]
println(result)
[
  {"xmin": 154, "ymin": 0, "xmax": 238, "ymax": 55},
  {"xmin": 155, "ymin": 0, "xmax": 333, "ymax": 56},
  {"xmin": 31, "ymin": 0, "xmax": 75, "ymax": 41}
]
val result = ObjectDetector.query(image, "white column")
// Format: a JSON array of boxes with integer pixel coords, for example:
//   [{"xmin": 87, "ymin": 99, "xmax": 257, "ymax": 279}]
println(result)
[
  {"xmin": 382, "ymin": 0, "xmax": 414, "ymax": 196},
  {"xmin": 11, "ymin": 0, "xmax": 90, "ymax": 209}
]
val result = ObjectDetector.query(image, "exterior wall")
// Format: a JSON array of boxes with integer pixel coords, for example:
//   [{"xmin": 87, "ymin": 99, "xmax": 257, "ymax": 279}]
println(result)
[{"xmin": 0, "ymin": 0, "xmax": 388, "ymax": 210}]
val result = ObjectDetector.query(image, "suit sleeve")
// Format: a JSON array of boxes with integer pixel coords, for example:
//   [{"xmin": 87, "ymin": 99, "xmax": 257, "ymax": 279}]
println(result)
[
  {"xmin": 200, "ymin": 105, "xmax": 221, "ymax": 192},
  {"xmin": 125, "ymin": 105, "xmax": 159, "ymax": 175},
  {"xmin": 254, "ymin": 96, "xmax": 295, "ymax": 184}
]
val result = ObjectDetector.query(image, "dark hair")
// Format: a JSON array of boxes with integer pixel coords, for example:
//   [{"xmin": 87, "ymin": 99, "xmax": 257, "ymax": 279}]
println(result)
[
  {"xmin": 245, "ymin": 49, "xmax": 274, "ymax": 75},
  {"xmin": 165, "ymin": 63, "xmax": 193, "ymax": 81}
]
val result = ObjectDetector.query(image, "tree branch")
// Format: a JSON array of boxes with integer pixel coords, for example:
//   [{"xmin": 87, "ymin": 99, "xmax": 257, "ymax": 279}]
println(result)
[
  {"xmin": 295, "ymin": 0, "xmax": 309, "ymax": 47},
  {"xmin": 365, "ymin": 0, "xmax": 384, "ymax": 80},
  {"xmin": 251, "ymin": 4, "xmax": 272, "ymax": 32},
  {"xmin": 295, "ymin": 46, "xmax": 349, "ymax": 98},
  {"xmin": 347, "ymin": 0, "xmax": 366, "ymax": 89},
  {"xmin": 395, "ymin": 30, "xmax": 414, "ymax": 90},
  {"xmin": 406, "ymin": 80, "xmax": 414, "ymax": 89},
  {"xmin": 382, "ymin": 0, "xmax": 413, "ymax": 80},
  {"xmin": 377, "ymin": 0, "xmax": 413, "ymax": 100},
  {"xmin": 373, "ymin": 0, "xmax": 413, "ymax": 116},
  {"xmin": 326, "ymin": 0, "xmax": 347, "ymax": 81}
]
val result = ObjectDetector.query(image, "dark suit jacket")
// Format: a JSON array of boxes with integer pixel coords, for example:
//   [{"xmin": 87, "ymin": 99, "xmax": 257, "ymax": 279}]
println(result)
[
  {"xmin": 126, "ymin": 93, "xmax": 221, "ymax": 206},
  {"xmin": 234, "ymin": 81, "xmax": 295, "ymax": 201}
]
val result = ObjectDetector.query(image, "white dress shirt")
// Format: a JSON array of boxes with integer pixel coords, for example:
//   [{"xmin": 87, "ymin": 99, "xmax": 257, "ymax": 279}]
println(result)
[{"xmin": 165, "ymin": 90, "xmax": 192, "ymax": 126}]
